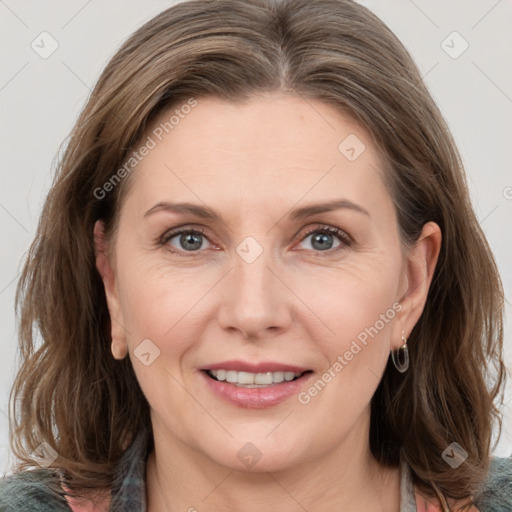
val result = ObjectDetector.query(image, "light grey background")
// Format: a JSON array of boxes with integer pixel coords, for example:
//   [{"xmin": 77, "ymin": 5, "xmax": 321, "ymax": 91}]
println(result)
[{"xmin": 1, "ymin": 0, "xmax": 511, "ymax": 474}]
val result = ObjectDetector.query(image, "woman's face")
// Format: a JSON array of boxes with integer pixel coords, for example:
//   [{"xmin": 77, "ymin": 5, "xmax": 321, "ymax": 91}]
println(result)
[{"xmin": 96, "ymin": 92, "xmax": 438, "ymax": 472}]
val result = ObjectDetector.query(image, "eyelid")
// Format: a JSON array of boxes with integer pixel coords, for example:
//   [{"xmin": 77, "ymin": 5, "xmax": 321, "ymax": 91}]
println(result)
[
  {"xmin": 160, "ymin": 225, "xmax": 209, "ymax": 245},
  {"xmin": 295, "ymin": 224, "xmax": 353, "ymax": 245},
  {"xmin": 295, "ymin": 224, "xmax": 355, "ymax": 256},
  {"xmin": 158, "ymin": 224, "xmax": 214, "ymax": 250}
]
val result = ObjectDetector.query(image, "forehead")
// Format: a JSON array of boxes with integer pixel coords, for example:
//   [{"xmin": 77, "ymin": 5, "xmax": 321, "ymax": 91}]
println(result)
[{"xmin": 120, "ymin": 93, "xmax": 392, "ymax": 220}]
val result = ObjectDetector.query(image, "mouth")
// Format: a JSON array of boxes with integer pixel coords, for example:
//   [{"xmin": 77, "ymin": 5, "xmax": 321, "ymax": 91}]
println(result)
[
  {"xmin": 199, "ymin": 360, "xmax": 314, "ymax": 408},
  {"xmin": 204, "ymin": 369, "xmax": 312, "ymax": 388}
]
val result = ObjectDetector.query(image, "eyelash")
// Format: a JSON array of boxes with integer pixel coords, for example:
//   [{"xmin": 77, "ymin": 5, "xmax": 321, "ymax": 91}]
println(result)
[{"xmin": 159, "ymin": 224, "xmax": 352, "ymax": 258}]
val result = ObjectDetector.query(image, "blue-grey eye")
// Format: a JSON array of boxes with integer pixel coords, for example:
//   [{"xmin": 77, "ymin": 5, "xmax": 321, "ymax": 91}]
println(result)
[
  {"xmin": 164, "ymin": 229, "xmax": 211, "ymax": 252},
  {"xmin": 298, "ymin": 227, "xmax": 348, "ymax": 252}
]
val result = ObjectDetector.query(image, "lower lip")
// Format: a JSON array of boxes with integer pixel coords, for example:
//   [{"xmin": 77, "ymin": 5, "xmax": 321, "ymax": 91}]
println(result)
[{"xmin": 201, "ymin": 371, "xmax": 312, "ymax": 409}]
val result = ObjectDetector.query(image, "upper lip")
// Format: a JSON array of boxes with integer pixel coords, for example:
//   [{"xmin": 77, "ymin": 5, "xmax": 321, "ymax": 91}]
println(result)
[{"xmin": 202, "ymin": 360, "xmax": 311, "ymax": 374}]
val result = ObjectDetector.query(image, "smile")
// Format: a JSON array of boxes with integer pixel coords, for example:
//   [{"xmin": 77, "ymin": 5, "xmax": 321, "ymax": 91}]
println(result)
[
  {"xmin": 200, "ymin": 363, "xmax": 314, "ymax": 408},
  {"xmin": 206, "ymin": 369, "xmax": 307, "ymax": 387}
]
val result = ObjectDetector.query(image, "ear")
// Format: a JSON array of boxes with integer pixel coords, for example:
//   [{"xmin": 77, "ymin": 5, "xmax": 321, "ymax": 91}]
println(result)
[
  {"xmin": 94, "ymin": 220, "xmax": 128, "ymax": 360},
  {"xmin": 392, "ymin": 221, "xmax": 442, "ymax": 349}
]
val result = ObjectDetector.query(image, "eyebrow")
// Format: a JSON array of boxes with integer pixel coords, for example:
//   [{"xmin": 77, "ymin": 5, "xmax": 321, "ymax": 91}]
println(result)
[{"xmin": 143, "ymin": 199, "xmax": 370, "ymax": 222}]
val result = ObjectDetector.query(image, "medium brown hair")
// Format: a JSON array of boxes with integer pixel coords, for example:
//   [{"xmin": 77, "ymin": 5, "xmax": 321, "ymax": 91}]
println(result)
[{"xmin": 9, "ymin": 0, "xmax": 505, "ymax": 509}]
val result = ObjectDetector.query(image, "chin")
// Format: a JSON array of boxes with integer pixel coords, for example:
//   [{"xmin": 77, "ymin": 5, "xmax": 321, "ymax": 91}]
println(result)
[{"xmin": 202, "ymin": 438, "xmax": 305, "ymax": 474}]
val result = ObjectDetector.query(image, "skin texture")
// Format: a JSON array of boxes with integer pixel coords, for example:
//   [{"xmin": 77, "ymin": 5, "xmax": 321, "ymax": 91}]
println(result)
[{"xmin": 94, "ymin": 92, "xmax": 441, "ymax": 511}]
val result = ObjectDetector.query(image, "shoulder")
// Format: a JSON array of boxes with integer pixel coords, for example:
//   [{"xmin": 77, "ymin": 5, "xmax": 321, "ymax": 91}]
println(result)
[
  {"xmin": 413, "ymin": 456, "xmax": 512, "ymax": 512},
  {"xmin": 473, "ymin": 455, "xmax": 512, "ymax": 512},
  {"xmin": 0, "ymin": 429, "xmax": 149, "ymax": 512},
  {"xmin": 0, "ymin": 469, "xmax": 72, "ymax": 511}
]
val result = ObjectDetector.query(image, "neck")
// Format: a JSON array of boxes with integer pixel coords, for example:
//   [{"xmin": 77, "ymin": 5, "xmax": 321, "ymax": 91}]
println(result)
[{"xmin": 145, "ymin": 411, "xmax": 401, "ymax": 512}]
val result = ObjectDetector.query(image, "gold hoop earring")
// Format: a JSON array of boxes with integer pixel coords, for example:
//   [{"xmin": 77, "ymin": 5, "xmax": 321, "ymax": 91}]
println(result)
[{"xmin": 391, "ymin": 331, "xmax": 409, "ymax": 373}]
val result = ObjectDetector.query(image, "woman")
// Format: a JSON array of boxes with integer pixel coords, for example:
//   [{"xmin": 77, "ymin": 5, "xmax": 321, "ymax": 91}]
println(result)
[{"xmin": 1, "ymin": 0, "xmax": 510, "ymax": 510}]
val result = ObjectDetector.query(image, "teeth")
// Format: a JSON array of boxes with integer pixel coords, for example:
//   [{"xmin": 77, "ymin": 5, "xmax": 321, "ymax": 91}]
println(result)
[
  {"xmin": 254, "ymin": 372, "xmax": 272, "ymax": 385},
  {"xmin": 226, "ymin": 371, "xmax": 237, "ymax": 383},
  {"xmin": 238, "ymin": 371, "xmax": 255, "ymax": 384},
  {"xmin": 208, "ymin": 370, "xmax": 303, "ymax": 387},
  {"xmin": 273, "ymin": 372, "xmax": 285, "ymax": 383}
]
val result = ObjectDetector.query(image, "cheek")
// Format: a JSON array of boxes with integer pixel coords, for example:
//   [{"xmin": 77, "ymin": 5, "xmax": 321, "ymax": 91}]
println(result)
[
  {"xmin": 114, "ymin": 250, "xmax": 218, "ymax": 372},
  {"xmin": 115, "ymin": 262, "xmax": 204, "ymax": 419},
  {"xmin": 335, "ymin": 275, "xmax": 399, "ymax": 344},
  {"xmin": 298, "ymin": 254, "xmax": 402, "ymax": 401},
  {"xmin": 299, "ymin": 280, "xmax": 399, "ymax": 434},
  {"xmin": 298, "ymin": 258, "xmax": 401, "ymax": 344}
]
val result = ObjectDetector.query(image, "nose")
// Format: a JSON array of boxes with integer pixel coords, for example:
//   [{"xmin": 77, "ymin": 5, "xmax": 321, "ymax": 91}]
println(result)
[{"xmin": 217, "ymin": 244, "xmax": 293, "ymax": 341}]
